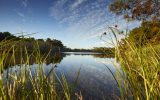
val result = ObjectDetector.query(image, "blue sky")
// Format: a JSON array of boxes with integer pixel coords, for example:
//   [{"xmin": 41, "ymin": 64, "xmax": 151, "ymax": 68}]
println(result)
[{"xmin": 0, "ymin": 0, "xmax": 140, "ymax": 49}]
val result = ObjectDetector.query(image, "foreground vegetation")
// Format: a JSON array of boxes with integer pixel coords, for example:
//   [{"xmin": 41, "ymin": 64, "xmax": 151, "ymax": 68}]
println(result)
[
  {"xmin": 0, "ymin": 39, "xmax": 83, "ymax": 100},
  {"xmin": 109, "ymin": 0, "xmax": 160, "ymax": 99},
  {"xmin": 110, "ymin": 21, "xmax": 160, "ymax": 100}
]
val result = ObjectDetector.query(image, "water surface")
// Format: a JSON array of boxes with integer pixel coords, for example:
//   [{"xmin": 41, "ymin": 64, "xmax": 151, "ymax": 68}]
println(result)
[{"xmin": 3, "ymin": 52, "xmax": 121, "ymax": 100}]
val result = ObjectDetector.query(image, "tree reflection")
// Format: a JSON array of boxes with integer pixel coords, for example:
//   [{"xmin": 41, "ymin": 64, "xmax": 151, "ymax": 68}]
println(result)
[
  {"xmin": 3, "ymin": 53, "xmax": 66, "ymax": 69},
  {"xmin": 92, "ymin": 54, "xmax": 114, "ymax": 58},
  {"xmin": 46, "ymin": 53, "xmax": 66, "ymax": 65}
]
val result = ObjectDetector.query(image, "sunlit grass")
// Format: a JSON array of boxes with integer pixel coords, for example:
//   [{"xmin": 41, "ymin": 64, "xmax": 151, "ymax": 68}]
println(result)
[{"xmin": 109, "ymin": 27, "xmax": 160, "ymax": 100}]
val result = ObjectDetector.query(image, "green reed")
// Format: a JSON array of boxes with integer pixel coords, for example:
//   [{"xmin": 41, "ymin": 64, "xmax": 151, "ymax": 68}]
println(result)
[
  {"xmin": 0, "ymin": 39, "xmax": 75, "ymax": 100},
  {"xmin": 108, "ymin": 27, "xmax": 160, "ymax": 100}
]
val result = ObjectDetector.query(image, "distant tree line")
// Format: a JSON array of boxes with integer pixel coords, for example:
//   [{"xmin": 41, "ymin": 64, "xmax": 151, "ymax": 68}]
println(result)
[
  {"xmin": 0, "ymin": 32, "xmax": 64, "ymax": 53},
  {"xmin": 0, "ymin": 32, "xmax": 115, "ymax": 54}
]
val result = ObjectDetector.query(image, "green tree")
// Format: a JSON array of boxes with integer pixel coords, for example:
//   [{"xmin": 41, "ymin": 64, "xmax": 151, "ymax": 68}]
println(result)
[
  {"xmin": 52, "ymin": 39, "xmax": 63, "ymax": 47},
  {"xmin": 0, "ymin": 32, "xmax": 17, "ymax": 41},
  {"xmin": 127, "ymin": 21, "xmax": 160, "ymax": 46},
  {"xmin": 46, "ymin": 38, "xmax": 63, "ymax": 47}
]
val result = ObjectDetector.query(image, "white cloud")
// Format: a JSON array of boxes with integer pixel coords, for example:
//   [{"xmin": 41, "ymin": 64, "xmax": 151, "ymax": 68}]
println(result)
[
  {"xmin": 22, "ymin": 0, "xmax": 28, "ymax": 8},
  {"xmin": 62, "ymin": 1, "xmax": 110, "ymax": 34},
  {"xmin": 49, "ymin": 0, "xmax": 68, "ymax": 20},
  {"xmin": 71, "ymin": 0, "xmax": 85, "ymax": 10},
  {"xmin": 17, "ymin": 0, "xmax": 28, "ymax": 8},
  {"xmin": 15, "ymin": 10, "xmax": 25, "ymax": 18},
  {"xmin": 49, "ymin": 0, "xmax": 140, "ymax": 46}
]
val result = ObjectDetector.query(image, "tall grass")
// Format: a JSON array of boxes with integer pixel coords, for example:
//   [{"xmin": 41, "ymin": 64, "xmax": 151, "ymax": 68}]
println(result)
[
  {"xmin": 109, "ymin": 27, "xmax": 160, "ymax": 99},
  {"xmin": 0, "ymin": 39, "xmax": 78, "ymax": 100}
]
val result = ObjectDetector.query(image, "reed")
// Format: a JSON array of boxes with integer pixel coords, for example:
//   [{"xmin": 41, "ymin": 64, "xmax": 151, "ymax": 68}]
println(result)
[
  {"xmin": 109, "ymin": 27, "xmax": 160, "ymax": 100},
  {"xmin": 0, "ymin": 39, "xmax": 74, "ymax": 100}
]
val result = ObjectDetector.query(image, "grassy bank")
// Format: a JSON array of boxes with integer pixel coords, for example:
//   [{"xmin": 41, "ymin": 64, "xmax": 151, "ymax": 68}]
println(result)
[
  {"xmin": 111, "ymin": 26, "xmax": 160, "ymax": 99},
  {"xmin": 116, "ymin": 42, "xmax": 160, "ymax": 100}
]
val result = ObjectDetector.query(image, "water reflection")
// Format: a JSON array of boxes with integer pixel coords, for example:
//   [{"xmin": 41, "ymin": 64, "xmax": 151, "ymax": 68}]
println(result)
[
  {"xmin": 92, "ymin": 53, "xmax": 114, "ymax": 58},
  {"xmin": 3, "ymin": 52, "xmax": 120, "ymax": 100},
  {"xmin": 4, "ymin": 52, "xmax": 114, "ymax": 68},
  {"xmin": 56, "ymin": 54, "xmax": 120, "ymax": 100},
  {"xmin": 3, "ymin": 53, "xmax": 66, "ymax": 68}
]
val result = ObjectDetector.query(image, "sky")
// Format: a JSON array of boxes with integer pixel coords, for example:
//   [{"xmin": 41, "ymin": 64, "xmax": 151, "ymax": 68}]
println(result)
[{"xmin": 0, "ymin": 0, "xmax": 140, "ymax": 49}]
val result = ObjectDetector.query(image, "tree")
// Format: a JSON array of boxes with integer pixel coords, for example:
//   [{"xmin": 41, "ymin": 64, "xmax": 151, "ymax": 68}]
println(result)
[
  {"xmin": 127, "ymin": 21, "xmax": 160, "ymax": 46},
  {"xmin": 51, "ymin": 39, "xmax": 63, "ymax": 47},
  {"xmin": 46, "ymin": 38, "xmax": 63, "ymax": 47},
  {"xmin": 109, "ymin": 0, "xmax": 160, "ymax": 21},
  {"xmin": 0, "ymin": 32, "xmax": 17, "ymax": 41},
  {"xmin": 37, "ymin": 39, "xmax": 44, "ymax": 42},
  {"xmin": 46, "ymin": 38, "xmax": 52, "ymax": 43}
]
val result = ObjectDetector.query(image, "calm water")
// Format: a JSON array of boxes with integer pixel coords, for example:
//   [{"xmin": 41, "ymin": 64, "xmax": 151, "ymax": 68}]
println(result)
[{"xmin": 3, "ymin": 52, "xmax": 121, "ymax": 100}]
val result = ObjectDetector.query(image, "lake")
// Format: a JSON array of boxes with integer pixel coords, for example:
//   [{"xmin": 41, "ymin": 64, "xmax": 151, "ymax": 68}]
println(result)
[{"xmin": 3, "ymin": 52, "xmax": 121, "ymax": 100}]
